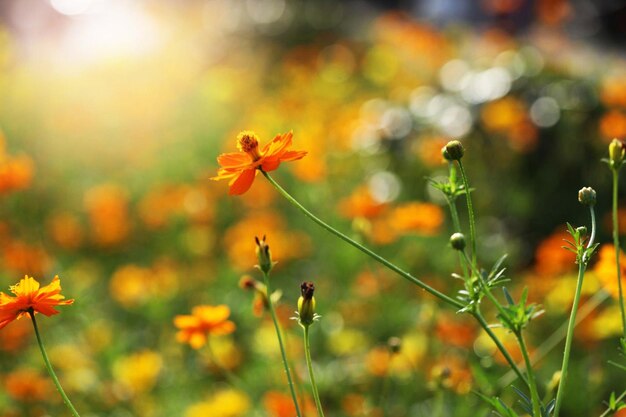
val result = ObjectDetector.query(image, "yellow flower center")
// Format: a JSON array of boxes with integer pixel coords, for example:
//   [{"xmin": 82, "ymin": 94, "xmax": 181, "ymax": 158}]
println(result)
[{"xmin": 236, "ymin": 131, "xmax": 261, "ymax": 160}]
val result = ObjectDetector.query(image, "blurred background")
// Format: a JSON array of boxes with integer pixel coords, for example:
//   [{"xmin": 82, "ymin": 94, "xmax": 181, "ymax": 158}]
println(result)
[{"xmin": 0, "ymin": 0, "xmax": 625, "ymax": 416}]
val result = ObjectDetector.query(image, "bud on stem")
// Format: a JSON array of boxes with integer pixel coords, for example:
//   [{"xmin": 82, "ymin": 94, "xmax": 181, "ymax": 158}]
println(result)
[
  {"xmin": 255, "ymin": 235, "xmax": 275, "ymax": 274},
  {"xmin": 298, "ymin": 281, "xmax": 317, "ymax": 326}
]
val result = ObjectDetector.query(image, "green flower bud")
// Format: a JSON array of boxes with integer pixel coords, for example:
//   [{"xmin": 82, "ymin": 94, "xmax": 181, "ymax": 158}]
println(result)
[
  {"xmin": 255, "ymin": 235, "xmax": 274, "ymax": 274},
  {"xmin": 442, "ymin": 140, "xmax": 464, "ymax": 161},
  {"xmin": 609, "ymin": 138, "xmax": 625, "ymax": 169},
  {"xmin": 578, "ymin": 187, "xmax": 596, "ymax": 206},
  {"xmin": 298, "ymin": 281, "xmax": 316, "ymax": 326},
  {"xmin": 450, "ymin": 232, "xmax": 466, "ymax": 251}
]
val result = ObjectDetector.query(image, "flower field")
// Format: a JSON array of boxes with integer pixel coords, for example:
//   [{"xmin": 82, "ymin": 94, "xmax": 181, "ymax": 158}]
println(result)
[{"xmin": 0, "ymin": 1, "xmax": 625, "ymax": 416}]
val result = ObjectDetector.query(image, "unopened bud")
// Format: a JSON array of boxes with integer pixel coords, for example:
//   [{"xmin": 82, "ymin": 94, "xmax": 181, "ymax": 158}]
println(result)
[
  {"xmin": 450, "ymin": 233, "xmax": 466, "ymax": 251},
  {"xmin": 298, "ymin": 281, "xmax": 316, "ymax": 326},
  {"xmin": 255, "ymin": 235, "xmax": 274, "ymax": 274},
  {"xmin": 578, "ymin": 187, "xmax": 596, "ymax": 206},
  {"xmin": 239, "ymin": 275, "xmax": 257, "ymax": 290},
  {"xmin": 387, "ymin": 337, "xmax": 402, "ymax": 354},
  {"xmin": 442, "ymin": 140, "xmax": 464, "ymax": 161},
  {"xmin": 609, "ymin": 138, "xmax": 625, "ymax": 169}
]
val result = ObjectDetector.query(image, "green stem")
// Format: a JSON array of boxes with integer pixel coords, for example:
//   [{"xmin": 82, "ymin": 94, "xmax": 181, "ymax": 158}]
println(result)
[
  {"xmin": 612, "ymin": 169, "xmax": 626, "ymax": 338},
  {"xmin": 471, "ymin": 310, "xmax": 529, "ymax": 387},
  {"xmin": 262, "ymin": 171, "xmax": 463, "ymax": 309},
  {"xmin": 553, "ymin": 262, "xmax": 587, "ymax": 417},
  {"xmin": 461, "ymin": 250, "xmax": 509, "ymax": 320},
  {"xmin": 498, "ymin": 290, "xmax": 608, "ymax": 388},
  {"xmin": 434, "ymin": 390, "xmax": 445, "ymax": 417},
  {"xmin": 515, "ymin": 332, "xmax": 543, "ymax": 417},
  {"xmin": 303, "ymin": 325, "xmax": 325, "ymax": 417},
  {"xmin": 448, "ymin": 198, "xmax": 470, "ymax": 282},
  {"xmin": 447, "ymin": 198, "xmax": 463, "ymax": 234},
  {"xmin": 600, "ymin": 390, "xmax": 626, "ymax": 417},
  {"xmin": 262, "ymin": 272, "xmax": 302, "ymax": 417},
  {"xmin": 29, "ymin": 311, "xmax": 81, "ymax": 417},
  {"xmin": 458, "ymin": 250, "xmax": 529, "ymax": 388},
  {"xmin": 265, "ymin": 171, "xmax": 528, "ymax": 388},
  {"xmin": 457, "ymin": 161, "xmax": 477, "ymax": 265}
]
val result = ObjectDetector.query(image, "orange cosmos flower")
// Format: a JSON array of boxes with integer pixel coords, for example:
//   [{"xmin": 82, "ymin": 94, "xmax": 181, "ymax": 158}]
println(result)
[
  {"xmin": 0, "ymin": 276, "xmax": 74, "ymax": 329},
  {"xmin": 174, "ymin": 305, "xmax": 236, "ymax": 349},
  {"xmin": 211, "ymin": 130, "xmax": 307, "ymax": 195}
]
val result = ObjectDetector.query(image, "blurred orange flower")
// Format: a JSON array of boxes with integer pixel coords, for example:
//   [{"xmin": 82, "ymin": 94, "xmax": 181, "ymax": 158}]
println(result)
[
  {"xmin": 389, "ymin": 202, "xmax": 444, "ymax": 236},
  {"xmin": 174, "ymin": 305, "xmax": 236, "ymax": 349},
  {"xmin": 84, "ymin": 184, "xmax": 130, "ymax": 246},
  {"xmin": 600, "ymin": 110, "xmax": 626, "ymax": 141},
  {"xmin": 534, "ymin": 229, "xmax": 576, "ymax": 277},
  {"xmin": 0, "ymin": 155, "xmax": 34, "ymax": 194},
  {"xmin": 211, "ymin": 130, "xmax": 307, "ymax": 195},
  {"xmin": 339, "ymin": 186, "xmax": 388, "ymax": 219},
  {"xmin": 0, "ymin": 276, "xmax": 74, "ymax": 329},
  {"xmin": 4, "ymin": 369, "xmax": 51, "ymax": 402}
]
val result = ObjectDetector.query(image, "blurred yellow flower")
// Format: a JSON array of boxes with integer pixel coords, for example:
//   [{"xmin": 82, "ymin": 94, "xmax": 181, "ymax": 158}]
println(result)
[
  {"xmin": 185, "ymin": 389, "xmax": 250, "ymax": 417},
  {"xmin": 113, "ymin": 350, "xmax": 162, "ymax": 396},
  {"xmin": 593, "ymin": 244, "xmax": 626, "ymax": 299},
  {"xmin": 109, "ymin": 261, "xmax": 179, "ymax": 308}
]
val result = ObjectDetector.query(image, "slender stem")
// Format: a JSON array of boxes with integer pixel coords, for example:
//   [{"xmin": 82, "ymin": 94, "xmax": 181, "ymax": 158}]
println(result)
[
  {"xmin": 498, "ymin": 290, "xmax": 608, "ymax": 388},
  {"xmin": 457, "ymin": 161, "xmax": 477, "ymax": 265},
  {"xmin": 262, "ymin": 272, "xmax": 302, "ymax": 417},
  {"xmin": 29, "ymin": 311, "xmax": 81, "ymax": 417},
  {"xmin": 588, "ymin": 206, "xmax": 597, "ymax": 250},
  {"xmin": 262, "ymin": 171, "xmax": 463, "ymax": 309},
  {"xmin": 459, "ymin": 250, "xmax": 529, "ymax": 388},
  {"xmin": 600, "ymin": 390, "xmax": 626, "ymax": 417},
  {"xmin": 265, "ymin": 171, "xmax": 528, "ymax": 388},
  {"xmin": 447, "ymin": 198, "xmax": 463, "ymax": 234},
  {"xmin": 471, "ymin": 311, "xmax": 528, "ymax": 387},
  {"xmin": 303, "ymin": 325, "xmax": 325, "ymax": 417},
  {"xmin": 553, "ymin": 262, "xmax": 587, "ymax": 417},
  {"xmin": 434, "ymin": 390, "xmax": 445, "ymax": 417},
  {"xmin": 515, "ymin": 331, "xmax": 543, "ymax": 417},
  {"xmin": 448, "ymin": 198, "xmax": 470, "ymax": 281},
  {"xmin": 612, "ymin": 169, "xmax": 626, "ymax": 338},
  {"xmin": 461, "ymin": 250, "xmax": 508, "ymax": 320}
]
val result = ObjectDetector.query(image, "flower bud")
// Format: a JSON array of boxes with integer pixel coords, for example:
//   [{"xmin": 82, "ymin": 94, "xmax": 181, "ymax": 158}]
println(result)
[
  {"xmin": 239, "ymin": 275, "xmax": 257, "ymax": 290},
  {"xmin": 450, "ymin": 232, "xmax": 466, "ymax": 251},
  {"xmin": 387, "ymin": 337, "xmax": 402, "ymax": 354},
  {"xmin": 578, "ymin": 187, "xmax": 596, "ymax": 206},
  {"xmin": 442, "ymin": 140, "xmax": 464, "ymax": 161},
  {"xmin": 255, "ymin": 235, "xmax": 274, "ymax": 274},
  {"xmin": 609, "ymin": 138, "xmax": 625, "ymax": 169},
  {"xmin": 298, "ymin": 281, "xmax": 316, "ymax": 326}
]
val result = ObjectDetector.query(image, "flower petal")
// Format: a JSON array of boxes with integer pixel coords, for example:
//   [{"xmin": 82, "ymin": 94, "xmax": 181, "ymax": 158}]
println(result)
[
  {"xmin": 217, "ymin": 152, "xmax": 251, "ymax": 168},
  {"xmin": 228, "ymin": 169, "xmax": 257, "ymax": 195},
  {"xmin": 279, "ymin": 150, "xmax": 308, "ymax": 162}
]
